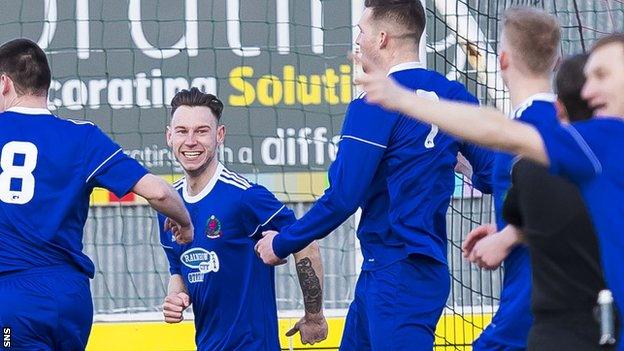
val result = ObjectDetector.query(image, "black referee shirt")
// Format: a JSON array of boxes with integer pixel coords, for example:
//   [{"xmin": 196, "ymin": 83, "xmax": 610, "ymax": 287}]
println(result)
[{"xmin": 503, "ymin": 158, "xmax": 606, "ymax": 315}]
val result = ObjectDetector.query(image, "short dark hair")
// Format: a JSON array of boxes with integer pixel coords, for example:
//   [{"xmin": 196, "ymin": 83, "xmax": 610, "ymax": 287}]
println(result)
[
  {"xmin": 170, "ymin": 87, "xmax": 224, "ymax": 120},
  {"xmin": 0, "ymin": 39, "xmax": 51, "ymax": 96},
  {"xmin": 555, "ymin": 53, "xmax": 593, "ymax": 122},
  {"xmin": 592, "ymin": 32, "xmax": 624, "ymax": 54},
  {"xmin": 502, "ymin": 7, "xmax": 561, "ymax": 75},
  {"xmin": 364, "ymin": 0, "xmax": 426, "ymax": 43}
]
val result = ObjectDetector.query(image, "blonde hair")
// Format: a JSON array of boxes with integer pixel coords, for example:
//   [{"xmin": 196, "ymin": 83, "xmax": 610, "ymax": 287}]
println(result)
[
  {"xmin": 502, "ymin": 7, "xmax": 561, "ymax": 75},
  {"xmin": 592, "ymin": 32, "xmax": 624, "ymax": 53}
]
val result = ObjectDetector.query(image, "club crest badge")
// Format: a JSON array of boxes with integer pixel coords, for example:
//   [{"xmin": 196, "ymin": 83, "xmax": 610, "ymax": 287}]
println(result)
[{"xmin": 206, "ymin": 215, "xmax": 222, "ymax": 239}]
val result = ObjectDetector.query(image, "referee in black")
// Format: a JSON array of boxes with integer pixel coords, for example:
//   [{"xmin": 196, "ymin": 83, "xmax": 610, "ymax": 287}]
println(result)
[{"xmin": 464, "ymin": 54, "xmax": 616, "ymax": 350}]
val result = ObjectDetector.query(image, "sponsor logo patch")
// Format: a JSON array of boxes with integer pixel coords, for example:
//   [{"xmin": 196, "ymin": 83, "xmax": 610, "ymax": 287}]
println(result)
[
  {"xmin": 188, "ymin": 272, "xmax": 204, "ymax": 283},
  {"xmin": 180, "ymin": 248, "xmax": 220, "ymax": 272}
]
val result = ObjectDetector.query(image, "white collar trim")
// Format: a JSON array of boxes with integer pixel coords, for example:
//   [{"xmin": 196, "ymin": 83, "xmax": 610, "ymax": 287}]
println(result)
[
  {"xmin": 6, "ymin": 107, "xmax": 53, "ymax": 115},
  {"xmin": 387, "ymin": 61, "xmax": 425, "ymax": 76},
  {"xmin": 512, "ymin": 92, "xmax": 557, "ymax": 117},
  {"xmin": 182, "ymin": 163, "xmax": 224, "ymax": 203}
]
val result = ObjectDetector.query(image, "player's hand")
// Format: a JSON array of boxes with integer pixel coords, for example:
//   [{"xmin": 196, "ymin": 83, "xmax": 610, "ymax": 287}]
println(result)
[
  {"xmin": 468, "ymin": 225, "xmax": 520, "ymax": 270},
  {"xmin": 162, "ymin": 292, "xmax": 191, "ymax": 323},
  {"xmin": 286, "ymin": 313, "xmax": 328, "ymax": 345},
  {"xmin": 350, "ymin": 52, "xmax": 411, "ymax": 111},
  {"xmin": 462, "ymin": 223, "xmax": 496, "ymax": 258},
  {"xmin": 175, "ymin": 223, "xmax": 194, "ymax": 244},
  {"xmin": 254, "ymin": 231, "xmax": 288, "ymax": 266},
  {"xmin": 164, "ymin": 218, "xmax": 194, "ymax": 245}
]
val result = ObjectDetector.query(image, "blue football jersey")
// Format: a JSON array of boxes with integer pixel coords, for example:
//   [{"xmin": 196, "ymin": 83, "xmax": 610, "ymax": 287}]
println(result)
[
  {"xmin": 492, "ymin": 94, "xmax": 559, "ymax": 228},
  {"xmin": 538, "ymin": 117, "xmax": 624, "ymax": 350},
  {"xmin": 273, "ymin": 62, "xmax": 494, "ymax": 270},
  {"xmin": 481, "ymin": 94, "xmax": 558, "ymax": 348},
  {"xmin": 159, "ymin": 163, "xmax": 296, "ymax": 351},
  {"xmin": 0, "ymin": 107, "xmax": 147, "ymax": 278}
]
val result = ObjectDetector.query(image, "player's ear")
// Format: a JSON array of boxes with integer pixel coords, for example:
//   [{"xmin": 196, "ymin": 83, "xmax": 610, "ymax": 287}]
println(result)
[
  {"xmin": 378, "ymin": 31, "xmax": 388, "ymax": 49},
  {"xmin": 166, "ymin": 125, "xmax": 173, "ymax": 148},
  {"xmin": 216, "ymin": 124, "xmax": 226, "ymax": 145},
  {"xmin": 0, "ymin": 75, "xmax": 10, "ymax": 96},
  {"xmin": 499, "ymin": 51, "xmax": 509, "ymax": 71}
]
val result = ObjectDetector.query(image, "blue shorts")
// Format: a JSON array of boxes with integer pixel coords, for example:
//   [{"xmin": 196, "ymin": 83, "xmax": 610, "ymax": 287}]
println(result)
[
  {"xmin": 340, "ymin": 254, "xmax": 450, "ymax": 351},
  {"xmin": 473, "ymin": 247, "xmax": 532, "ymax": 351},
  {"xmin": 0, "ymin": 266, "xmax": 93, "ymax": 350}
]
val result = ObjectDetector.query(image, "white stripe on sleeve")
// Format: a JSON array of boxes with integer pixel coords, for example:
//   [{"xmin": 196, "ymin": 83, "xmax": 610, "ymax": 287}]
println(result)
[
  {"xmin": 563, "ymin": 125, "xmax": 602, "ymax": 175},
  {"xmin": 341, "ymin": 135, "xmax": 387, "ymax": 149},
  {"xmin": 86, "ymin": 148, "xmax": 123, "ymax": 183},
  {"xmin": 248, "ymin": 205, "xmax": 286, "ymax": 237}
]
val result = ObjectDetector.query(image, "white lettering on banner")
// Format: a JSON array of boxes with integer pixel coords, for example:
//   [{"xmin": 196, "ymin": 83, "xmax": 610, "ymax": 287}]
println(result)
[
  {"xmin": 261, "ymin": 128, "xmax": 340, "ymax": 166},
  {"xmin": 276, "ymin": 0, "xmax": 290, "ymax": 54},
  {"xmin": 126, "ymin": 130, "xmax": 340, "ymax": 169},
  {"xmin": 128, "ymin": 0, "xmax": 198, "ymax": 59},
  {"xmin": 36, "ymin": 0, "xmax": 57, "ymax": 50},
  {"xmin": 76, "ymin": 0, "xmax": 89, "ymax": 58},
  {"xmin": 311, "ymin": 0, "xmax": 324, "ymax": 54},
  {"xmin": 47, "ymin": 73, "xmax": 217, "ymax": 111},
  {"xmin": 25, "ymin": 0, "xmax": 326, "ymax": 59},
  {"xmin": 226, "ymin": 0, "xmax": 260, "ymax": 57}
]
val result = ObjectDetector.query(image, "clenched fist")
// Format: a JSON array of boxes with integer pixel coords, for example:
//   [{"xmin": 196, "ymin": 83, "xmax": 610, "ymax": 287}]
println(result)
[{"xmin": 162, "ymin": 292, "xmax": 191, "ymax": 323}]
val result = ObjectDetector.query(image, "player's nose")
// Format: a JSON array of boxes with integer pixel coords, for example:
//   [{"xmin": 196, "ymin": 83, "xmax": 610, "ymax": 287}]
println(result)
[
  {"xmin": 184, "ymin": 132, "xmax": 198, "ymax": 146},
  {"xmin": 581, "ymin": 79, "xmax": 597, "ymax": 102}
]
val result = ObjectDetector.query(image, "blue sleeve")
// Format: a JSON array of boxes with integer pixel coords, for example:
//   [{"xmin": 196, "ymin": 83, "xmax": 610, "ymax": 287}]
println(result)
[
  {"xmin": 449, "ymin": 81, "xmax": 494, "ymax": 194},
  {"xmin": 158, "ymin": 213, "xmax": 182, "ymax": 276},
  {"xmin": 240, "ymin": 184, "xmax": 297, "ymax": 240},
  {"xmin": 83, "ymin": 125, "xmax": 148, "ymax": 197},
  {"xmin": 538, "ymin": 123, "xmax": 600, "ymax": 184},
  {"xmin": 272, "ymin": 99, "xmax": 397, "ymax": 258}
]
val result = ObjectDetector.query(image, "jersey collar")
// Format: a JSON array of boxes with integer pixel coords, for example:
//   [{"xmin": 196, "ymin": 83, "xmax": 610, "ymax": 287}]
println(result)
[
  {"xmin": 387, "ymin": 61, "xmax": 425, "ymax": 76},
  {"xmin": 182, "ymin": 162, "xmax": 224, "ymax": 203},
  {"xmin": 512, "ymin": 92, "xmax": 557, "ymax": 119},
  {"xmin": 5, "ymin": 106, "xmax": 53, "ymax": 115}
]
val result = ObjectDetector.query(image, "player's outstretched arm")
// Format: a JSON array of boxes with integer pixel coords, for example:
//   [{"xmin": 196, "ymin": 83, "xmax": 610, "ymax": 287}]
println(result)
[
  {"xmin": 162, "ymin": 274, "xmax": 191, "ymax": 323},
  {"xmin": 262, "ymin": 91, "xmax": 394, "ymax": 262},
  {"xmin": 352, "ymin": 54, "xmax": 549, "ymax": 166},
  {"xmin": 287, "ymin": 241, "xmax": 328, "ymax": 345},
  {"xmin": 133, "ymin": 174, "xmax": 193, "ymax": 244}
]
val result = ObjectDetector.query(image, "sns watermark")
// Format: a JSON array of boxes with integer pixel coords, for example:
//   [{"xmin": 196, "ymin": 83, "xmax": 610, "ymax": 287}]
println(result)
[{"xmin": 3, "ymin": 327, "xmax": 10, "ymax": 348}]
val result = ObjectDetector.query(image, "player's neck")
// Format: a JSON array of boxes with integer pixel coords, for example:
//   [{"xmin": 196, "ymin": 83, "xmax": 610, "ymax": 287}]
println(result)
[
  {"xmin": 383, "ymin": 50, "xmax": 420, "ymax": 73},
  {"xmin": 5, "ymin": 95, "xmax": 49, "ymax": 110},
  {"xmin": 507, "ymin": 75, "xmax": 553, "ymax": 110},
  {"xmin": 185, "ymin": 160, "xmax": 219, "ymax": 196}
]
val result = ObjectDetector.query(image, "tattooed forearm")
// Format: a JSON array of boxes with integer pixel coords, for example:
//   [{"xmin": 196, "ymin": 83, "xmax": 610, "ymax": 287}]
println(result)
[{"xmin": 296, "ymin": 257, "xmax": 323, "ymax": 314}]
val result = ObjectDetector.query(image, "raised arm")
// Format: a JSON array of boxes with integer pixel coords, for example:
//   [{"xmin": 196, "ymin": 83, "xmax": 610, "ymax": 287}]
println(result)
[
  {"xmin": 354, "ymin": 55, "xmax": 549, "ymax": 165},
  {"xmin": 257, "ymin": 99, "xmax": 397, "ymax": 263}
]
